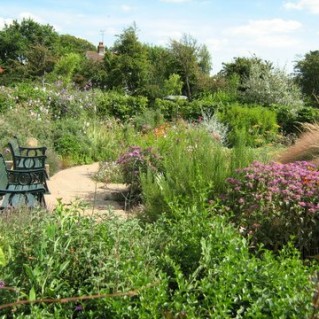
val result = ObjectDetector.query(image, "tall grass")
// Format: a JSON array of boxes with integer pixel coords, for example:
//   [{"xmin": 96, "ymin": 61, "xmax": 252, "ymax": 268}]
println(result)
[{"xmin": 140, "ymin": 123, "xmax": 259, "ymax": 221}]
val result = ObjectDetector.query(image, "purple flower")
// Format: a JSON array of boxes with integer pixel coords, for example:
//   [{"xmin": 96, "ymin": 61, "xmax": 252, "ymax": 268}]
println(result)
[
  {"xmin": 0, "ymin": 280, "xmax": 5, "ymax": 288},
  {"xmin": 75, "ymin": 304, "xmax": 83, "ymax": 311}
]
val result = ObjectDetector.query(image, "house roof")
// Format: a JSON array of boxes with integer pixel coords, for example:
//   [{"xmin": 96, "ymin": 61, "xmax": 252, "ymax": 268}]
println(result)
[
  {"xmin": 85, "ymin": 51, "xmax": 104, "ymax": 62},
  {"xmin": 85, "ymin": 42, "xmax": 106, "ymax": 62}
]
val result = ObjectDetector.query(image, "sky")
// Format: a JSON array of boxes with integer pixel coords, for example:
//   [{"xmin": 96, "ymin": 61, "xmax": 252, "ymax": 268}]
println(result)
[{"xmin": 1, "ymin": 0, "xmax": 319, "ymax": 74}]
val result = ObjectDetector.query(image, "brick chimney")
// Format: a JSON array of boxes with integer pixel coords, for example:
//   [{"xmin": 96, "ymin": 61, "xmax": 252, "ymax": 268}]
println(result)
[{"xmin": 97, "ymin": 42, "xmax": 105, "ymax": 56}]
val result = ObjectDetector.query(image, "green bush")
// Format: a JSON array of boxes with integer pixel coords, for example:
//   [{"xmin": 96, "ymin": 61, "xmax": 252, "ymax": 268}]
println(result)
[
  {"xmin": 131, "ymin": 108, "xmax": 164, "ymax": 133},
  {"xmin": 218, "ymin": 104, "xmax": 279, "ymax": 147},
  {"xmin": 52, "ymin": 117, "xmax": 93, "ymax": 165},
  {"xmin": 153, "ymin": 208, "xmax": 317, "ymax": 318},
  {"xmin": 95, "ymin": 91, "xmax": 148, "ymax": 120},
  {"xmin": 272, "ymin": 104, "xmax": 319, "ymax": 135},
  {"xmin": 0, "ymin": 206, "xmax": 166, "ymax": 318},
  {"xmin": 0, "ymin": 205, "xmax": 318, "ymax": 318}
]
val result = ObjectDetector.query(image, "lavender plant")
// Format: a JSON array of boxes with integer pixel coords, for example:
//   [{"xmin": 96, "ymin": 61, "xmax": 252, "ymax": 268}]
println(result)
[{"xmin": 222, "ymin": 161, "xmax": 319, "ymax": 253}]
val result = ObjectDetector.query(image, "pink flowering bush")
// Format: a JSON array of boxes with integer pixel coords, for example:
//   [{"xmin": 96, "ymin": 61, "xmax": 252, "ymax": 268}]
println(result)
[
  {"xmin": 222, "ymin": 161, "xmax": 319, "ymax": 253},
  {"xmin": 117, "ymin": 146, "xmax": 163, "ymax": 205}
]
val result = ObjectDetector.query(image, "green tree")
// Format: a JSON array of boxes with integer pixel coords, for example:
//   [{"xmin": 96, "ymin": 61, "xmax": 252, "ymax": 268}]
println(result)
[
  {"xmin": 221, "ymin": 55, "xmax": 272, "ymax": 83},
  {"xmin": 0, "ymin": 18, "xmax": 58, "ymax": 64},
  {"xmin": 145, "ymin": 45, "xmax": 175, "ymax": 99},
  {"xmin": 54, "ymin": 34, "xmax": 96, "ymax": 56},
  {"xmin": 163, "ymin": 73, "xmax": 183, "ymax": 95},
  {"xmin": 0, "ymin": 18, "xmax": 58, "ymax": 83},
  {"xmin": 24, "ymin": 44, "xmax": 56, "ymax": 79},
  {"xmin": 197, "ymin": 44, "xmax": 212, "ymax": 75},
  {"xmin": 295, "ymin": 50, "xmax": 319, "ymax": 106},
  {"xmin": 105, "ymin": 25, "xmax": 151, "ymax": 95},
  {"xmin": 169, "ymin": 34, "xmax": 212, "ymax": 99},
  {"xmin": 50, "ymin": 53, "xmax": 82, "ymax": 86},
  {"xmin": 74, "ymin": 58, "xmax": 108, "ymax": 89}
]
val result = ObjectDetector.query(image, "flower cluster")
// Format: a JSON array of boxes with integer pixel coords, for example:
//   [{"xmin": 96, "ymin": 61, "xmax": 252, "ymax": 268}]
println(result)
[
  {"xmin": 222, "ymin": 161, "xmax": 319, "ymax": 252},
  {"xmin": 117, "ymin": 146, "xmax": 163, "ymax": 205}
]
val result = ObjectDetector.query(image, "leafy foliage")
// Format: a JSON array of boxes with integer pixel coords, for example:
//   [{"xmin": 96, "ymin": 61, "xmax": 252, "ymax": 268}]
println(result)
[
  {"xmin": 240, "ymin": 63, "xmax": 304, "ymax": 110},
  {"xmin": 0, "ymin": 206, "xmax": 317, "ymax": 317},
  {"xmin": 295, "ymin": 50, "xmax": 319, "ymax": 107},
  {"xmin": 218, "ymin": 104, "xmax": 279, "ymax": 147}
]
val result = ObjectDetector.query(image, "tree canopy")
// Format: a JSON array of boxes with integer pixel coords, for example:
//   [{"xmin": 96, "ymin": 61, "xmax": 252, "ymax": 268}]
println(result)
[{"xmin": 295, "ymin": 50, "xmax": 319, "ymax": 107}]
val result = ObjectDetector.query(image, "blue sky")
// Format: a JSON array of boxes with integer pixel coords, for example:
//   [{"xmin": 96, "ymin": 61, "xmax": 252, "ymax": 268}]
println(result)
[{"xmin": 1, "ymin": 0, "xmax": 319, "ymax": 74}]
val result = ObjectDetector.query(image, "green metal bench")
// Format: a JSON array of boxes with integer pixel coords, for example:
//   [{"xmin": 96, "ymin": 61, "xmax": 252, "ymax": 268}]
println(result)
[
  {"xmin": 8, "ymin": 136, "xmax": 50, "ymax": 193},
  {"xmin": 0, "ymin": 154, "xmax": 47, "ymax": 209}
]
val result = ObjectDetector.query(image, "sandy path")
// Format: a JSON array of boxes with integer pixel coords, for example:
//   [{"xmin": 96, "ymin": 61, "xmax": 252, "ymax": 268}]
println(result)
[{"xmin": 45, "ymin": 163, "xmax": 128, "ymax": 217}]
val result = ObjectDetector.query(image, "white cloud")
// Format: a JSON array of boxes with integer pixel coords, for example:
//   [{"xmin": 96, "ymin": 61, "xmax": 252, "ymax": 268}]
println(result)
[
  {"xmin": 120, "ymin": 4, "xmax": 133, "ymax": 12},
  {"xmin": 18, "ymin": 11, "xmax": 44, "ymax": 23},
  {"xmin": 284, "ymin": 0, "xmax": 319, "ymax": 14},
  {"xmin": 229, "ymin": 19, "xmax": 302, "ymax": 37},
  {"xmin": 0, "ymin": 17, "xmax": 13, "ymax": 30}
]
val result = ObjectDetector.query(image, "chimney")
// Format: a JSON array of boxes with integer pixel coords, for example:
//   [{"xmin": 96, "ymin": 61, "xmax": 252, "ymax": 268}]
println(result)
[{"xmin": 97, "ymin": 42, "xmax": 105, "ymax": 56}]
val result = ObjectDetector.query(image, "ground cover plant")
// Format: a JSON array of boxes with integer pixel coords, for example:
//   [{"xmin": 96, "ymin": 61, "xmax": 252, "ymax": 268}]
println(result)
[{"xmin": 1, "ymin": 204, "xmax": 319, "ymax": 318}]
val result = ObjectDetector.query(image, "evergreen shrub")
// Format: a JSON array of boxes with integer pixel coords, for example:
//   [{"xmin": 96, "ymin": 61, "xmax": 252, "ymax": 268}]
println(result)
[{"xmin": 218, "ymin": 104, "xmax": 279, "ymax": 147}]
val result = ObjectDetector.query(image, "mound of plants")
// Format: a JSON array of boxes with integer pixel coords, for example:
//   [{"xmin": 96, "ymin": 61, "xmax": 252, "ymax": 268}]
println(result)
[
  {"xmin": 221, "ymin": 160, "xmax": 319, "ymax": 254},
  {"xmin": 0, "ymin": 204, "xmax": 318, "ymax": 318}
]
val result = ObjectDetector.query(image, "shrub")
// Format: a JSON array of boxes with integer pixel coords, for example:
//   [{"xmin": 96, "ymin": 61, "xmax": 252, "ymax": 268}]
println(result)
[
  {"xmin": 217, "ymin": 104, "xmax": 279, "ymax": 147},
  {"xmin": 52, "ymin": 117, "xmax": 93, "ymax": 165},
  {"xmin": 131, "ymin": 108, "xmax": 164, "ymax": 133},
  {"xmin": 140, "ymin": 124, "xmax": 239, "ymax": 221},
  {"xmin": 0, "ymin": 206, "xmax": 166, "ymax": 318},
  {"xmin": 148, "ymin": 208, "xmax": 318, "ymax": 318},
  {"xmin": 199, "ymin": 109, "xmax": 228, "ymax": 145},
  {"xmin": 222, "ymin": 161, "xmax": 319, "ymax": 253},
  {"xmin": 0, "ymin": 205, "xmax": 318, "ymax": 317},
  {"xmin": 240, "ymin": 63, "xmax": 304, "ymax": 111},
  {"xmin": 117, "ymin": 146, "xmax": 163, "ymax": 206},
  {"xmin": 95, "ymin": 91, "xmax": 148, "ymax": 120}
]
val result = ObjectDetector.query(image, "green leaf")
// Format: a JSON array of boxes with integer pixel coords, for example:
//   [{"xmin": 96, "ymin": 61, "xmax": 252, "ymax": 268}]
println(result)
[
  {"xmin": 0, "ymin": 247, "xmax": 6, "ymax": 266},
  {"xmin": 29, "ymin": 286, "xmax": 36, "ymax": 301}
]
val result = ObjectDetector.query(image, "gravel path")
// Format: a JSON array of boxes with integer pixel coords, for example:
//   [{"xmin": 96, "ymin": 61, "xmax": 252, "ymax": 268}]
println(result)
[{"xmin": 45, "ymin": 163, "xmax": 128, "ymax": 217}]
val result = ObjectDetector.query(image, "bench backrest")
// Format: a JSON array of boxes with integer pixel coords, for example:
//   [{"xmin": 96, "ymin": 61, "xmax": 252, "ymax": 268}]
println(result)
[
  {"xmin": 8, "ymin": 136, "xmax": 20, "ymax": 157},
  {"xmin": 0, "ymin": 154, "xmax": 8, "ymax": 189}
]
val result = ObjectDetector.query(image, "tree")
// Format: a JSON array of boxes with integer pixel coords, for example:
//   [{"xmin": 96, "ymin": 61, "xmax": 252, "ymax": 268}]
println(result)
[
  {"xmin": 197, "ymin": 44, "xmax": 212, "ymax": 75},
  {"xmin": 169, "ymin": 34, "xmax": 198, "ymax": 99},
  {"xmin": 0, "ymin": 18, "xmax": 59, "ymax": 83},
  {"xmin": 50, "ymin": 53, "xmax": 82, "ymax": 86},
  {"xmin": 294, "ymin": 50, "xmax": 319, "ymax": 106},
  {"xmin": 169, "ymin": 34, "xmax": 212, "ymax": 99},
  {"xmin": 163, "ymin": 73, "xmax": 183, "ymax": 96},
  {"xmin": 24, "ymin": 44, "xmax": 56, "ymax": 79},
  {"xmin": 240, "ymin": 62, "xmax": 304, "ymax": 111},
  {"xmin": 105, "ymin": 25, "xmax": 151, "ymax": 95},
  {"xmin": 145, "ymin": 45, "xmax": 175, "ymax": 98},
  {"xmin": 54, "ymin": 34, "xmax": 96, "ymax": 56},
  {"xmin": 0, "ymin": 18, "xmax": 58, "ymax": 64},
  {"xmin": 221, "ymin": 56, "xmax": 272, "ymax": 83}
]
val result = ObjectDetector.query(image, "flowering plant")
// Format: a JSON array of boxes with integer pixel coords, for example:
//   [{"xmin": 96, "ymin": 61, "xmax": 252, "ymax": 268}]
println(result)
[
  {"xmin": 117, "ymin": 146, "xmax": 163, "ymax": 205},
  {"xmin": 221, "ymin": 161, "xmax": 319, "ymax": 253}
]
